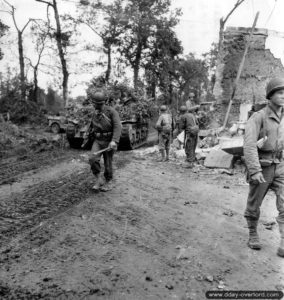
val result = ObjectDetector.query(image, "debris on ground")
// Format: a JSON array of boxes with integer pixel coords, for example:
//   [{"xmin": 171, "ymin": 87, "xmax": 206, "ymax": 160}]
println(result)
[
  {"xmin": 205, "ymin": 275, "xmax": 214, "ymax": 282},
  {"xmin": 219, "ymin": 169, "xmax": 234, "ymax": 175},
  {"xmin": 223, "ymin": 210, "xmax": 234, "ymax": 217},
  {"xmin": 176, "ymin": 247, "xmax": 191, "ymax": 260},
  {"xmin": 262, "ymin": 221, "xmax": 276, "ymax": 230}
]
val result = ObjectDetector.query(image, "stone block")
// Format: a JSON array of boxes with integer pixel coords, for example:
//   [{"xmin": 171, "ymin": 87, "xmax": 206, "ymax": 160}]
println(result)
[{"xmin": 204, "ymin": 149, "xmax": 234, "ymax": 169}]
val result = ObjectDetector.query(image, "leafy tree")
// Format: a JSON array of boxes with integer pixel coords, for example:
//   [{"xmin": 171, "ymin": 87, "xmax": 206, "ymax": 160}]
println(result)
[
  {"xmin": 117, "ymin": 0, "xmax": 181, "ymax": 90},
  {"xmin": 144, "ymin": 20, "xmax": 182, "ymax": 100},
  {"xmin": 172, "ymin": 54, "xmax": 209, "ymax": 103},
  {"xmin": 77, "ymin": 0, "xmax": 126, "ymax": 83},
  {"xmin": 0, "ymin": 19, "xmax": 8, "ymax": 60}
]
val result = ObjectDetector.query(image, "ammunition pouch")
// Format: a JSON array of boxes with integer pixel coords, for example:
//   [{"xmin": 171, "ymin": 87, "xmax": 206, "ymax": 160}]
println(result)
[
  {"xmin": 258, "ymin": 149, "xmax": 284, "ymax": 166},
  {"xmin": 94, "ymin": 132, "xmax": 113, "ymax": 140}
]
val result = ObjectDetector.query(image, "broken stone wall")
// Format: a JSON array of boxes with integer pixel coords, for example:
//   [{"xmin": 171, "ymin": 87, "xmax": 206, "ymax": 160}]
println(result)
[{"xmin": 213, "ymin": 27, "xmax": 284, "ymax": 125}]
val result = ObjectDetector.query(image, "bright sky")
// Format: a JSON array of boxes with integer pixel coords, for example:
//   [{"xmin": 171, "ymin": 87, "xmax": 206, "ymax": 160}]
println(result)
[{"xmin": 1, "ymin": 0, "xmax": 284, "ymax": 96}]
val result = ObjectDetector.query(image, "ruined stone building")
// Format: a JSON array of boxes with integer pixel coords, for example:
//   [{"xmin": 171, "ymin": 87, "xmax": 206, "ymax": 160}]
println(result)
[{"xmin": 213, "ymin": 27, "xmax": 284, "ymax": 124}]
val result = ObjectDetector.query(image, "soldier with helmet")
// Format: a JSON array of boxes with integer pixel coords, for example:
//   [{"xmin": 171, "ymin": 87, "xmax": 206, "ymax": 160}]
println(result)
[
  {"xmin": 244, "ymin": 77, "xmax": 284, "ymax": 257},
  {"xmin": 155, "ymin": 105, "xmax": 174, "ymax": 162},
  {"xmin": 86, "ymin": 88, "xmax": 122, "ymax": 191},
  {"xmin": 179, "ymin": 105, "xmax": 199, "ymax": 168}
]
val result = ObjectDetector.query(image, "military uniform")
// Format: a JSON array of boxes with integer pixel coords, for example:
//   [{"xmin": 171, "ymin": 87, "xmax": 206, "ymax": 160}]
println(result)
[
  {"xmin": 156, "ymin": 107, "xmax": 173, "ymax": 161},
  {"xmin": 88, "ymin": 106, "xmax": 121, "ymax": 182},
  {"xmin": 179, "ymin": 112, "xmax": 199, "ymax": 165},
  {"xmin": 244, "ymin": 104, "xmax": 284, "ymax": 219},
  {"xmin": 243, "ymin": 77, "xmax": 284, "ymax": 256}
]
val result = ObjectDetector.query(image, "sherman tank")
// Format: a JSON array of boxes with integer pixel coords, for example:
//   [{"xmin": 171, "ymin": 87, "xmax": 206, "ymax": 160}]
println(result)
[
  {"xmin": 66, "ymin": 98, "xmax": 151, "ymax": 150},
  {"xmin": 117, "ymin": 98, "xmax": 150, "ymax": 150}
]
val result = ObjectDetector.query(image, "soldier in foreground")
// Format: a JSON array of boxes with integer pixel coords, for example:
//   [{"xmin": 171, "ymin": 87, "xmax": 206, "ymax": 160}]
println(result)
[
  {"xmin": 87, "ymin": 90, "xmax": 122, "ymax": 191},
  {"xmin": 244, "ymin": 78, "xmax": 284, "ymax": 257},
  {"xmin": 179, "ymin": 105, "xmax": 199, "ymax": 168},
  {"xmin": 155, "ymin": 105, "xmax": 173, "ymax": 162}
]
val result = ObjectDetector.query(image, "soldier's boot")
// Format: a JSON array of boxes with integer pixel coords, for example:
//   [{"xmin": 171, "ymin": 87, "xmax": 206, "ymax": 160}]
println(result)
[
  {"xmin": 246, "ymin": 218, "xmax": 261, "ymax": 250},
  {"xmin": 164, "ymin": 149, "xmax": 170, "ymax": 161},
  {"xmin": 91, "ymin": 174, "xmax": 104, "ymax": 191},
  {"xmin": 157, "ymin": 150, "xmax": 165, "ymax": 162},
  {"xmin": 100, "ymin": 180, "xmax": 114, "ymax": 192},
  {"xmin": 277, "ymin": 222, "xmax": 284, "ymax": 257},
  {"xmin": 183, "ymin": 160, "xmax": 193, "ymax": 168}
]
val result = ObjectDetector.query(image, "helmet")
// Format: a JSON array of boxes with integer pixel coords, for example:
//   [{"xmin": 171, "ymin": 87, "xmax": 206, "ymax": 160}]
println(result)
[
  {"xmin": 179, "ymin": 105, "xmax": 187, "ymax": 113},
  {"xmin": 87, "ymin": 88, "xmax": 106, "ymax": 104},
  {"xmin": 160, "ymin": 105, "xmax": 167, "ymax": 111},
  {"xmin": 266, "ymin": 78, "xmax": 284, "ymax": 99},
  {"xmin": 188, "ymin": 92, "xmax": 195, "ymax": 98}
]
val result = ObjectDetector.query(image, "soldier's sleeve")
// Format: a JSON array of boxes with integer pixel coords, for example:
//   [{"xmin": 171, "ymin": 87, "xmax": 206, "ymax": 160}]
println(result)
[
  {"xmin": 156, "ymin": 115, "xmax": 162, "ymax": 128},
  {"xmin": 111, "ymin": 108, "xmax": 122, "ymax": 143},
  {"xmin": 243, "ymin": 112, "xmax": 263, "ymax": 176}
]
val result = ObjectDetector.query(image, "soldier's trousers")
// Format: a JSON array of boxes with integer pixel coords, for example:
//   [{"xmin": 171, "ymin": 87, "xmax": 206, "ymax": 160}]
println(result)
[
  {"xmin": 158, "ymin": 132, "xmax": 171, "ymax": 151},
  {"xmin": 89, "ymin": 139, "xmax": 114, "ymax": 181},
  {"xmin": 185, "ymin": 133, "xmax": 198, "ymax": 162},
  {"xmin": 244, "ymin": 162, "xmax": 284, "ymax": 223}
]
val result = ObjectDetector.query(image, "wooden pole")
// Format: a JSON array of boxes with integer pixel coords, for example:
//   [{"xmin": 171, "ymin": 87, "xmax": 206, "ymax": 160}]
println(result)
[{"xmin": 221, "ymin": 11, "xmax": 259, "ymax": 130}]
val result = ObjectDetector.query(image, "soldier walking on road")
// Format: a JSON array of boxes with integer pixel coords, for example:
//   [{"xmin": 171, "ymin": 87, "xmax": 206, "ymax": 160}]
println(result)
[
  {"xmin": 244, "ymin": 78, "xmax": 284, "ymax": 257},
  {"xmin": 87, "ymin": 89, "xmax": 122, "ymax": 192},
  {"xmin": 179, "ymin": 105, "xmax": 199, "ymax": 168},
  {"xmin": 155, "ymin": 105, "xmax": 173, "ymax": 162}
]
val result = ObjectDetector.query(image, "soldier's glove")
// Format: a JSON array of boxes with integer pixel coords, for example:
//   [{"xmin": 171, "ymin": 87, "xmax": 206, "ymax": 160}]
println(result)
[{"xmin": 109, "ymin": 141, "xmax": 117, "ymax": 151}]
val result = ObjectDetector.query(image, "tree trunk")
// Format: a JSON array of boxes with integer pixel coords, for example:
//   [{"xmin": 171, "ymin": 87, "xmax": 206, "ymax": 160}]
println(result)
[
  {"xmin": 182, "ymin": 79, "xmax": 191, "ymax": 102},
  {"xmin": 105, "ymin": 45, "xmax": 112, "ymax": 83},
  {"xmin": 133, "ymin": 42, "xmax": 142, "ymax": 90},
  {"xmin": 218, "ymin": 18, "xmax": 225, "ymax": 54},
  {"xmin": 33, "ymin": 67, "xmax": 38, "ymax": 103},
  {"xmin": 18, "ymin": 31, "xmax": 26, "ymax": 100},
  {"xmin": 53, "ymin": 0, "xmax": 69, "ymax": 107}
]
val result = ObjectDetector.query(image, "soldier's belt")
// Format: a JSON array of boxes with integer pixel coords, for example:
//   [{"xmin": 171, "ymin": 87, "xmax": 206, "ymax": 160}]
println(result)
[
  {"xmin": 94, "ymin": 132, "xmax": 112, "ymax": 138},
  {"xmin": 258, "ymin": 150, "xmax": 284, "ymax": 161}
]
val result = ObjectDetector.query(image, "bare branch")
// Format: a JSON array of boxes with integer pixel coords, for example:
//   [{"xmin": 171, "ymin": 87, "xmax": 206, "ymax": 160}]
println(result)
[
  {"xmin": 2, "ymin": 0, "xmax": 13, "ymax": 9},
  {"xmin": 21, "ymin": 18, "xmax": 33, "ymax": 32},
  {"xmin": 83, "ymin": 22, "xmax": 103, "ymax": 39},
  {"xmin": 223, "ymin": 0, "xmax": 245, "ymax": 25},
  {"xmin": 0, "ymin": 9, "xmax": 12, "ymax": 14},
  {"xmin": 24, "ymin": 55, "xmax": 33, "ymax": 67},
  {"xmin": 35, "ymin": 0, "xmax": 54, "ymax": 7}
]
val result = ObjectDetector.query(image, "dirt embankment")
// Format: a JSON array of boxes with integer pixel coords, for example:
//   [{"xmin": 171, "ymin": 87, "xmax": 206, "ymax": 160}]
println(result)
[{"xmin": 0, "ymin": 146, "xmax": 283, "ymax": 299}]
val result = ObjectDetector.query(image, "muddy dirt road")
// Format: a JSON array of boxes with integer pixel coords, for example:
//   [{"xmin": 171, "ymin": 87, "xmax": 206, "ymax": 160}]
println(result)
[{"xmin": 0, "ymin": 145, "xmax": 283, "ymax": 299}]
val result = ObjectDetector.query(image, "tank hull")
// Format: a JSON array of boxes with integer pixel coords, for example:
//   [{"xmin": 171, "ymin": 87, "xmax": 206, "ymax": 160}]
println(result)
[
  {"xmin": 66, "ymin": 123, "xmax": 92, "ymax": 150},
  {"xmin": 118, "ymin": 121, "xmax": 149, "ymax": 150}
]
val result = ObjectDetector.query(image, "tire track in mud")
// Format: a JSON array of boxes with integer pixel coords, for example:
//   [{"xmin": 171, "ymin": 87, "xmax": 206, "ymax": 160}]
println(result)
[
  {"xmin": 0, "ymin": 149, "xmax": 74, "ymax": 186},
  {"xmin": 0, "ymin": 170, "xmax": 94, "ymax": 245},
  {"xmin": 0, "ymin": 151, "xmax": 132, "ymax": 247}
]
